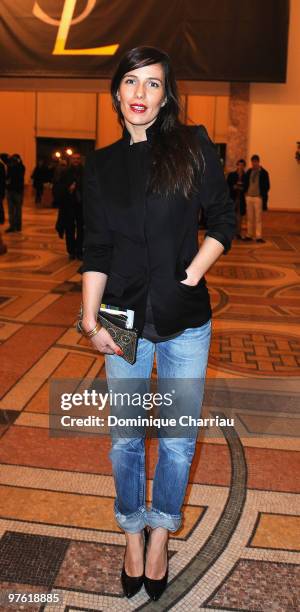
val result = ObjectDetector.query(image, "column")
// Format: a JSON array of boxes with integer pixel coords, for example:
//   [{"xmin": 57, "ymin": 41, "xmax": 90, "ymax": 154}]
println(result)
[{"xmin": 226, "ymin": 83, "xmax": 250, "ymax": 172}]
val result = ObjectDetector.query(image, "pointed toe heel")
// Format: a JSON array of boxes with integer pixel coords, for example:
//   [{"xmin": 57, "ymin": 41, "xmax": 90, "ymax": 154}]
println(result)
[
  {"xmin": 121, "ymin": 566, "xmax": 144, "ymax": 598},
  {"xmin": 144, "ymin": 531, "xmax": 169, "ymax": 601},
  {"xmin": 144, "ymin": 565, "xmax": 168, "ymax": 601},
  {"xmin": 121, "ymin": 528, "xmax": 149, "ymax": 599}
]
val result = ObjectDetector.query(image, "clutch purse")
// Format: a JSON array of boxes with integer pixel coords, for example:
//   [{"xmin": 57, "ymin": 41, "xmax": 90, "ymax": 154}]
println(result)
[
  {"xmin": 98, "ymin": 311, "xmax": 138, "ymax": 365},
  {"xmin": 77, "ymin": 304, "xmax": 138, "ymax": 365}
]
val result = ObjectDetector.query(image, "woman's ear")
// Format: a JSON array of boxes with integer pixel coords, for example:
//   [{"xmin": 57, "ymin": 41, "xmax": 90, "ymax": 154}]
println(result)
[
  {"xmin": 116, "ymin": 90, "xmax": 120, "ymax": 101},
  {"xmin": 161, "ymin": 97, "xmax": 167, "ymax": 107}
]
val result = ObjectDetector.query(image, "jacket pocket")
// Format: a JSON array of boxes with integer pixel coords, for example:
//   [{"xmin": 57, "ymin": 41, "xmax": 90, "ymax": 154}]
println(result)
[{"xmin": 176, "ymin": 276, "xmax": 205, "ymax": 293}]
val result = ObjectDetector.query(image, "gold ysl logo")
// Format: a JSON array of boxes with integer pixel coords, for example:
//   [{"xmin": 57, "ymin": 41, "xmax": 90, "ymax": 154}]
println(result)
[{"xmin": 33, "ymin": 0, "xmax": 119, "ymax": 55}]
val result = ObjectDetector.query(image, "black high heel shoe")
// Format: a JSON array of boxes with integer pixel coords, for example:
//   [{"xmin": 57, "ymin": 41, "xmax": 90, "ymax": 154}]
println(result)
[
  {"xmin": 121, "ymin": 528, "xmax": 148, "ymax": 599},
  {"xmin": 144, "ymin": 534, "xmax": 169, "ymax": 601}
]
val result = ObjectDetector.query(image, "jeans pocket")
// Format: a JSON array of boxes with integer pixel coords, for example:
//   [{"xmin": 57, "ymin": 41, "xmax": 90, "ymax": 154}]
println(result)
[{"xmin": 181, "ymin": 318, "xmax": 212, "ymax": 337}]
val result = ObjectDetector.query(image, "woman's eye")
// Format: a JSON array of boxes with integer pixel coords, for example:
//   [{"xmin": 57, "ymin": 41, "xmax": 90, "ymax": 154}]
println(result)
[
  {"xmin": 125, "ymin": 78, "xmax": 135, "ymax": 84},
  {"xmin": 148, "ymin": 81, "xmax": 160, "ymax": 88}
]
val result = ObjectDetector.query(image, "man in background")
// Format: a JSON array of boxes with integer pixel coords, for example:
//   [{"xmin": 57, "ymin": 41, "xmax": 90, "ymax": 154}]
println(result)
[
  {"xmin": 227, "ymin": 159, "xmax": 247, "ymax": 240},
  {"xmin": 59, "ymin": 153, "xmax": 84, "ymax": 260},
  {"xmin": 244, "ymin": 154, "xmax": 270, "ymax": 243},
  {"xmin": 5, "ymin": 154, "xmax": 25, "ymax": 233},
  {"xmin": 0, "ymin": 154, "xmax": 7, "ymax": 225},
  {"xmin": 31, "ymin": 159, "xmax": 47, "ymax": 204}
]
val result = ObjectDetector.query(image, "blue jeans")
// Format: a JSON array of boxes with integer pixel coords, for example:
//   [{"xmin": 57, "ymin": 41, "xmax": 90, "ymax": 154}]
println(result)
[{"xmin": 105, "ymin": 319, "xmax": 211, "ymax": 533}]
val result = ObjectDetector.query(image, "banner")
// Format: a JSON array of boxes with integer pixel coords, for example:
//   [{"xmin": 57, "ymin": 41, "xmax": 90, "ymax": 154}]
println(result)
[{"xmin": 0, "ymin": 0, "xmax": 289, "ymax": 81}]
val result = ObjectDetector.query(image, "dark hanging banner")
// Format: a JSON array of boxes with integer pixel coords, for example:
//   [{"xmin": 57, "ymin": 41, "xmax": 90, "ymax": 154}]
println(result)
[{"xmin": 1, "ymin": 0, "xmax": 289, "ymax": 82}]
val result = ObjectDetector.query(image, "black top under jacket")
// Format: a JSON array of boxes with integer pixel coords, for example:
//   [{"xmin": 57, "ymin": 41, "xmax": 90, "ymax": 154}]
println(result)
[
  {"xmin": 127, "ymin": 140, "xmax": 184, "ymax": 342},
  {"xmin": 81, "ymin": 120, "xmax": 236, "ymax": 337}
]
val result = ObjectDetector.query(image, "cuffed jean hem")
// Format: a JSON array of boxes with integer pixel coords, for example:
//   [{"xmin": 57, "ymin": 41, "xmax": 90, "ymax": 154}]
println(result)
[
  {"xmin": 146, "ymin": 507, "xmax": 182, "ymax": 532},
  {"xmin": 115, "ymin": 504, "xmax": 147, "ymax": 533},
  {"xmin": 114, "ymin": 505, "xmax": 182, "ymax": 533}
]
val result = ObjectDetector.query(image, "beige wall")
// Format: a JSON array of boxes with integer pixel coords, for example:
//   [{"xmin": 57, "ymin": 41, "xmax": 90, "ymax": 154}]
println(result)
[
  {"xmin": 0, "ymin": 91, "xmax": 36, "ymax": 182},
  {"xmin": 0, "ymin": 89, "xmax": 228, "ymax": 182},
  {"xmin": 96, "ymin": 93, "xmax": 122, "ymax": 147},
  {"xmin": 186, "ymin": 95, "xmax": 229, "ymax": 142},
  {"xmin": 37, "ymin": 92, "xmax": 97, "ymax": 139},
  {"xmin": 0, "ymin": 91, "xmax": 99, "ymax": 181},
  {"xmin": 248, "ymin": 0, "xmax": 300, "ymax": 209},
  {"xmin": 0, "ymin": 0, "xmax": 299, "ymax": 210}
]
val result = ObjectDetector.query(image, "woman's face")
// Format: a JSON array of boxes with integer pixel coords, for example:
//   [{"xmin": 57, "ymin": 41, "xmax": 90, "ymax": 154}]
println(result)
[{"xmin": 117, "ymin": 63, "xmax": 166, "ymax": 130}]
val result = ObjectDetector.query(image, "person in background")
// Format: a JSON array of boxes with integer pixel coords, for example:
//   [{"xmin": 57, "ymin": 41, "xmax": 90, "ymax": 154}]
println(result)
[
  {"xmin": 0, "ymin": 154, "xmax": 7, "ymax": 225},
  {"xmin": 244, "ymin": 154, "xmax": 270, "ymax": 243},
  {"xmin": 0, "ymin": 155, "xmax": 8, "ymax": 252},
  {"xmin": 31, "ymin": 159, "xmax": 47, "ymax": 204},
  {"xmin": 59, "ymin": 153, "xmax": 84, "ymax": 260},
  {"xmin": 52, "ymin": 158, "xmax": 68, "ymax": 209},
  {"xmin": 54, "ymin": 159, "xmax": 68, "ymax": 238},
  {"xmin": 227, "ymin": 159, "xmax": 247, "ymax": 240},
  {"xmin": 5, "ymin": 154, "xmax": 25, "ymax": 233},
  {"xmin": 44, "ymin": 161, "xmax": 55, "ymax": 185}
]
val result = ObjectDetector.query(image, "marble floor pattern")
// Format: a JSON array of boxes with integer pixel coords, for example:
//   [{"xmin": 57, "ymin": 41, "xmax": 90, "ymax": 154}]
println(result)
[{"xmin": 0, "ymin": 194, "xmax": 299, "ymax": 612}]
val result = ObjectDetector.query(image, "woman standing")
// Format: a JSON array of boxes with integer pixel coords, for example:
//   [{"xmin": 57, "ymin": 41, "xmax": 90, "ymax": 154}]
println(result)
[{"xmin": 80, "ymin": 47, "xmax": 235, "ymax": 601}]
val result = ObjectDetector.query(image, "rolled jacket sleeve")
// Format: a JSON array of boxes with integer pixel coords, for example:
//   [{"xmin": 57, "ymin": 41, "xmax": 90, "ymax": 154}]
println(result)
[
  {"xmin": 81, "ymin": 152, "xmax": 113, "ymax": 274},
  {"xmin": 198, "ymin": 125, "xmax": 236, "ymax": 253}
]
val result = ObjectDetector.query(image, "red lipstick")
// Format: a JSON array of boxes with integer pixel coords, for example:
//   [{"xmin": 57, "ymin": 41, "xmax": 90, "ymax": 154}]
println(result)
[{"xmin": 130, "ymin": 104, "xmax": 147, "ymax": 113}]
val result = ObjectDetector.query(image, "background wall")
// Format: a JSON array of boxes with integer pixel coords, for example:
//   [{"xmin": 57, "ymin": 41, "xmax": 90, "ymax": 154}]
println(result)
[
  {"xmin": 0, "ymin": 0, "xmax": 299, "ymax": 209},
  {"xmin": 248, "ymin": 0, "xmax": 300, "ymax": 209},
  {"xmin": 37, "ymin": 92, "xmax": 97, "ymax": 140},
  {"xmin": 0, "ymin": 92, "xmax": 36, "ymax": 182},
  {"xmin": 186, "ymin": 95, "xmax": 229, "ymax": 143},
  {"xmin": 0, "ymin": 91, "xmax": 100, "ymax": 182},
  {"xmin": 0, "ymin": 89, "xmax": 229, "ymax": 182}
]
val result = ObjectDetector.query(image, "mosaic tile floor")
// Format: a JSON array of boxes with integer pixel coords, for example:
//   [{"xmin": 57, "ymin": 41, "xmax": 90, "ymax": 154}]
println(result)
[{"xmin": 0, "ymin": 194, "xmax": 299, "ymax": 611}]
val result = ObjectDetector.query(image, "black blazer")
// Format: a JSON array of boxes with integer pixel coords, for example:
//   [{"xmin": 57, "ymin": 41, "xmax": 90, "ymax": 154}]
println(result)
[
  {"xmin": 226, "ymin": 170, "xmax": 247, "ymax": 216},
  {"xmin": 81, "ymin": 123, "xmax": 236, "ymax": 336}
]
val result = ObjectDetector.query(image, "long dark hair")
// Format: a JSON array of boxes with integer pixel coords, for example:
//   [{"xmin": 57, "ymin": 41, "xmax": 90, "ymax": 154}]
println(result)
[{"xmin": 111, "ymin": 46, "xmax": 203, "ymax": 199}]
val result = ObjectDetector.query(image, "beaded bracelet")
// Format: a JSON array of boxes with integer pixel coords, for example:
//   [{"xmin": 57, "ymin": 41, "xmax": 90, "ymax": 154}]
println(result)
[{"xmin": 77, "ymin": 320, "xmax": 101, "ymax": 338}]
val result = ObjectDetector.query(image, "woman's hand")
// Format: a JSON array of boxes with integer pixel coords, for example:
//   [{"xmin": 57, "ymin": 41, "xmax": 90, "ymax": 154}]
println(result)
[
  {"xmin": 90, "ymin": 326, "xmax": 123, "ymax": 356},
  {"xmin": 180, "ymin": 238, "xmax": 225, "ymax": 284},
  {"xmin": 82, "ymin": 319, "xmax": 123, "ymax": 356}
]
